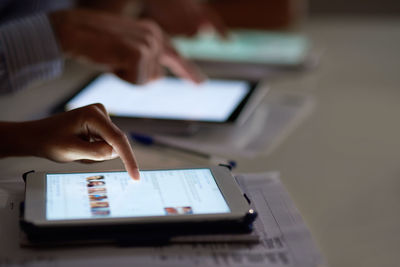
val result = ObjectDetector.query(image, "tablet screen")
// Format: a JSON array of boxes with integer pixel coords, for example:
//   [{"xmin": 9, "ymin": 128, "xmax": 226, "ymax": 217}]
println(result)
[
  {"xmin": 173, "ymin": 30, "xmax": 309, "ymax": 65},
  {"xmin": 65, "ymin": 74, "xmax": 252, "ymax": 123},
  {"xmin": 46, "ymin": 169, "xmax": 230, "ymax": 220}
]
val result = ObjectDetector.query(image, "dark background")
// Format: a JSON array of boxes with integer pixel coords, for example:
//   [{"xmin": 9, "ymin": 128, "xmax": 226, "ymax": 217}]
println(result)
[{"xmin": 309, "ymin": 0, "xmax": 400, "ymax": 15}]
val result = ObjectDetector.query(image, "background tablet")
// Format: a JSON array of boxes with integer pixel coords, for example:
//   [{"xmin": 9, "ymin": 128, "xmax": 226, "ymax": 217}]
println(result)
[
  {"xmin": 64, "ymin": 74, "xmax": 257, "ymax": 124},
  {"xmin": 173, "ymin": 30, "xmax": 310, "ymax": 66}
]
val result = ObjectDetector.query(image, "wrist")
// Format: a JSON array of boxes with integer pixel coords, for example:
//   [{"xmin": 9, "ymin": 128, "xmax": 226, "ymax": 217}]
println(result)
[{"xmin": 0, "ymin": 122, "xmax": 33, "ymax": 158}]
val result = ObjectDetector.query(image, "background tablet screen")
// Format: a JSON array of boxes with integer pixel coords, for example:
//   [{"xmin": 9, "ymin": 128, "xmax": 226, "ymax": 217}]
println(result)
[
  {"xmin": 46, "ymin": 169, "xmax": 230, "ymax": 220},
  {"xmin": 173, "ymin": 30, "xmax": 309, "ymax": 65},
  {"xmin": 65, "ymin": 74, "xmax": 251, "ymax": 122}
]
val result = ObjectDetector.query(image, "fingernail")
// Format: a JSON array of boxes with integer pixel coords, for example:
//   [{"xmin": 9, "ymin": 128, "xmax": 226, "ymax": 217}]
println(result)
[
  {"xmin": 197, "ymin": 73, "xmax": 207, "ymax": 83},
  {"xmin": 192, "ymin": 68, "xmax": 207, "ymax": 84},
  {"xmin": 133, "ymin": 169, "xmax": 141, "ymax": 180}
]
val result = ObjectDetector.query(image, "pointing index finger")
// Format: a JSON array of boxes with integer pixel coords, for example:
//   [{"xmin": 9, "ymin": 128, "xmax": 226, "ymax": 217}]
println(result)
[
  {"xmin": 86, "ymin": 108, "xmax": 140, "ymax": 180},
  {"xmin": 161, "ymin": 37, "xmax": 206, "ymax": 84}
]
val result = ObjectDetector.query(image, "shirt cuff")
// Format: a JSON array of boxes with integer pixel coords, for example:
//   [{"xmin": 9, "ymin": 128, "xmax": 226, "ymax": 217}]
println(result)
[{"xmin": 0, "ymin": 14, "xmax": 63, "ymax": 94}]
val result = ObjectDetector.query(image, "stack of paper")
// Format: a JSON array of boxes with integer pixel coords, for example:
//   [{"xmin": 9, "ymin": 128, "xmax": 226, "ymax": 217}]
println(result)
[{"xmin": 0, "ymin": 172, "xmax": 324, "ymax": 267}]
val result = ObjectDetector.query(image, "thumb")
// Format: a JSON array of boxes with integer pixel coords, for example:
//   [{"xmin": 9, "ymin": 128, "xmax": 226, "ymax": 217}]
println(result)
[{"xmin": 71, "ymin": 140, "xmax": 118, "ymax": 161}]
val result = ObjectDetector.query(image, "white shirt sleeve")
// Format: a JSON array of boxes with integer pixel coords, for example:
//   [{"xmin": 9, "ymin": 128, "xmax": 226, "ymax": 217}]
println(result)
[{"xmin": 0, "ymin": 13, "xmax": 63, "ymax": 94}]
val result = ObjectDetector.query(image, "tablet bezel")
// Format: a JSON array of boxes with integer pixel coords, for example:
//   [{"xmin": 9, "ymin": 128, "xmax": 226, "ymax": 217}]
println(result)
[
  {"xmin": 53, "ymin": 74, "xmax": 265, "ymax": 126},
  {"xmin": 24, "ymin": 166, "xmax": 252, "ymax": 227}
]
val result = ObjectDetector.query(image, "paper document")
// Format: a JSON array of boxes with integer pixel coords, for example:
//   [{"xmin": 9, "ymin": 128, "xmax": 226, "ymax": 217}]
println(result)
[{"xmin": 0, "ymin": 172, "xmax": 324, "ymax": 267}]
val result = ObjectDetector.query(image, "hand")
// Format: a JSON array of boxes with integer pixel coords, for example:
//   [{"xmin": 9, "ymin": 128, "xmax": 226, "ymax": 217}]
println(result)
[
  {"xmin": 0, "ymin": 104, "xmax": 140, "ymax": 180},
  {"xmin": 49, "ymin": 8, "xmax": 205, "ymax": 84},
  {"xmin": 142, "ymin": 0, "xmax": 228, "ymax": 37}
]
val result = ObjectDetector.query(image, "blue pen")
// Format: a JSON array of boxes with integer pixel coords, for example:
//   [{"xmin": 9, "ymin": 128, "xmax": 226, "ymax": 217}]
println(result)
[{"xmin": 130, "ymin": 133, "xmax": 237, "ymax": 169}]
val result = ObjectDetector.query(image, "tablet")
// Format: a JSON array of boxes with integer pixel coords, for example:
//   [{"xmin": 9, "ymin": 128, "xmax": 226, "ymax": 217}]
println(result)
[
  {"xmin": 173, "ymin": 30, "xmax": 310, "ymax": 66},
  {"xmin": 61, "ymin": 73, "xmax": 265, "ymax": 125},
  {"xmin": 22, "ymin": 167, "xmax": 256, "ymax": 243}
]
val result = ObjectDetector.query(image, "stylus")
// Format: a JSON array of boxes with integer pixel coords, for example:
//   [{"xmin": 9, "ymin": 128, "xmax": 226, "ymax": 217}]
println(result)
[{"xmin": 130, "ymin": 133, "xmax": 237, "ymax": 168}]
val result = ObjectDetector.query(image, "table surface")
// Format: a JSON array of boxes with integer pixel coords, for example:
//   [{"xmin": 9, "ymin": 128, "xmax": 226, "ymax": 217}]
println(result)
[{"xmin": 1, "ymin": 16, "xmax": 399, "ymax": 267}]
